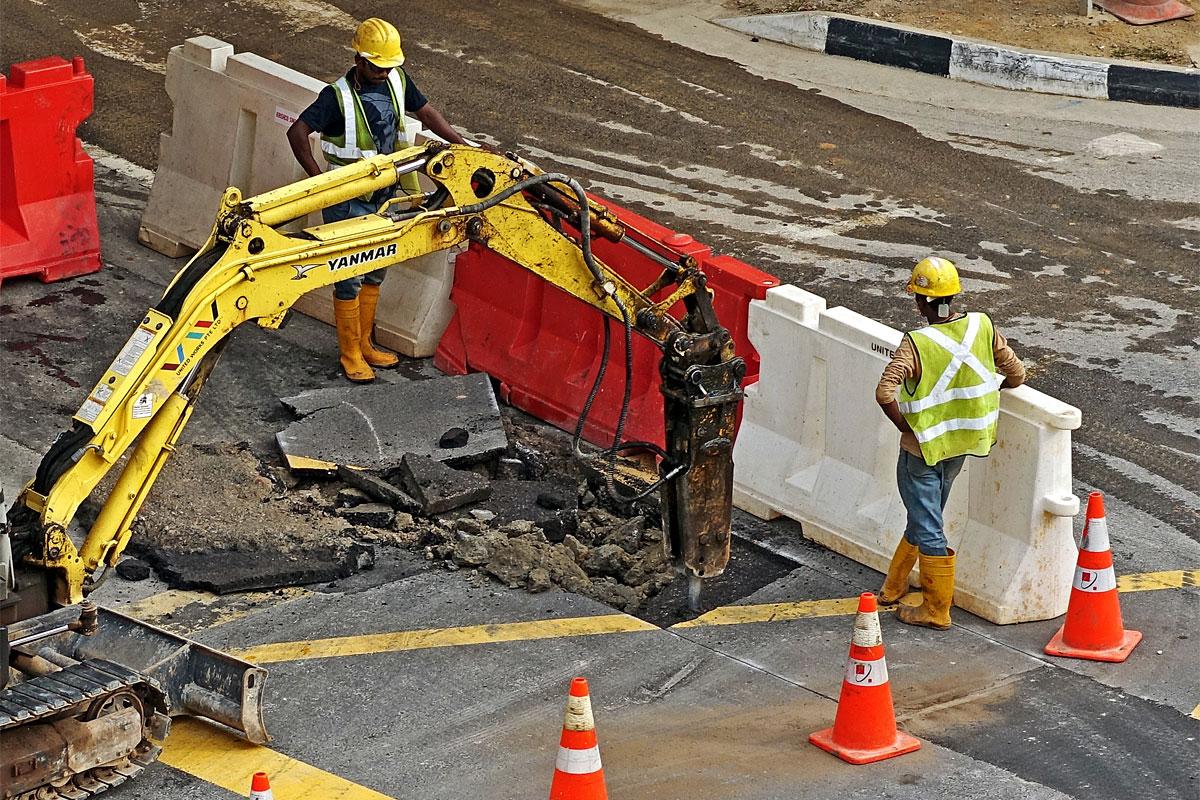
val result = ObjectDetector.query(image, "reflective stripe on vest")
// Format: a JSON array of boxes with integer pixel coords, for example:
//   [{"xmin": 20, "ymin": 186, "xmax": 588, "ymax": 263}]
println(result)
[
  {"xmin": 319, "ymin": 71, "xmax": 408, "ymax": 164},
  {"xmin": 898, "ymin": 312, "xmax": 1002, "ymax": 465}
]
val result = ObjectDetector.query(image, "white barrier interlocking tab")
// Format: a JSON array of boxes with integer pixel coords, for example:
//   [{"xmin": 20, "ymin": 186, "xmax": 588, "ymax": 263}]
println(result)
[{"xmin": 733, "ymin": 285, "xmax": 1082, "ymax": 624}]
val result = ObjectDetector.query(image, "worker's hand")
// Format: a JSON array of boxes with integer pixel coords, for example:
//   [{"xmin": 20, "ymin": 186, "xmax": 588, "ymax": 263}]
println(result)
[{"xmin": 476, "ymin": 140, "xmax": 504, "ymax": 157}]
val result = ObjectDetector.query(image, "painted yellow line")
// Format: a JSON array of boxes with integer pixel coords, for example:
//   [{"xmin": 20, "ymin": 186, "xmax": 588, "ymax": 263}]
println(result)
[
  {"xmin": 116, "ymin": 586, "xmax": 312, "ymax": 636},
  {"xmin": 1191, "ymin": 704, "xmax": 1200, "ymax": 721},
  {"xmin": 236, "ymin": 613, "xmax": 659, "ymax": 664},
  {"xmin": 120, "ymin": 589, "xmax": 214, "ymax": 620},
  {"xmin": 161, "ymin": 717, "xmax": 393, "ymax": 799},
  {"xmin": 672, "ymin": 596, "xmax": 867, "ymax": 628},
  {"xmin": 1117, "ymin": 569, "xmax": 1200, "ymax": 593},
  {"xmin": 676, "ymin": 568, "xmax": 1199, "ymax": 629},
  {"xmin": 228, "ymin": 568, "xmax": 1196, "ymax": 660}
]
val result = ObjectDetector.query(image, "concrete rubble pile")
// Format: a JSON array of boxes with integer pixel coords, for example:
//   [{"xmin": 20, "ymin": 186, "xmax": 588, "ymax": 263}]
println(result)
[
  {"xmin": 119, "ymin": 380, "xmax": 678, "ymax": 613},
  {"xmin": 331, "ymin": 433, "xmax": 677, "ymax": 614}
]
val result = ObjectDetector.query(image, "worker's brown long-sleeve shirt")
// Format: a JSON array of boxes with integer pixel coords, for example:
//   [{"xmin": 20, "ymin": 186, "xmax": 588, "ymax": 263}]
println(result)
[{"xmin": 876, "ymin": 317, "xmax": 1026, "ymax": 457}]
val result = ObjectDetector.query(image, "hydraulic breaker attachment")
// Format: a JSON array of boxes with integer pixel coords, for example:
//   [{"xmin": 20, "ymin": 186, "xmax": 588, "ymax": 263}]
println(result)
[{"xmin": 659, "ymin": 343, "xmax": 745, "ymax": 591}]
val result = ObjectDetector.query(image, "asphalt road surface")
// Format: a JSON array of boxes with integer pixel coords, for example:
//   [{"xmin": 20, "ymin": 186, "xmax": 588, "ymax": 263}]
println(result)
[
  {"xmin": 1, "ymin": 1, "xmax": 1198, "ymax": 798},
  {"xmin": 3, "ymin": 0, "xmax": 1196, "ymax": 544}
]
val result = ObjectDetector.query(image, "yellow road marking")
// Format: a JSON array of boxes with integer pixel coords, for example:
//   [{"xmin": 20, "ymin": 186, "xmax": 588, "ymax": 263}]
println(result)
[
  {"xmin": 236, "ymin": 613, "xmax": 659, "ymax": 664},
  {"xmin": 116, "ymin": 586, "xmax": 312, "ymax": 635},
  {"xmin": 225, "ymin": 568, "xmax": 1195, "ymax": 661},
  {"xmin": 161, "ymin": 717, "xmax": 393, "ymax": 799},
  {"xmin": 1191, "ymin": 704, "xmax": 1200, "ymax": 721},
  {"xmin": 1117, "ymin": 569, "xmax": 1200, "ymax": 593},
  {"xmin": 120, "ymin": 589, "xmax": 214, "ymax": 620},
  {"xmin": 672, "ymin": 596, "xmax": 866, "ymax": 628}
]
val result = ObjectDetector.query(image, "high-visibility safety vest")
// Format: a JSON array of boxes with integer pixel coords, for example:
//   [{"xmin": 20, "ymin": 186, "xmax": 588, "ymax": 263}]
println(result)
[
  {"xmin": 898, "ymin": 312, "xmax": 1004, "ymax": 466},
  {"xmin": 319, "ymin": 71, "xmax": 421, "ymax": 197}
]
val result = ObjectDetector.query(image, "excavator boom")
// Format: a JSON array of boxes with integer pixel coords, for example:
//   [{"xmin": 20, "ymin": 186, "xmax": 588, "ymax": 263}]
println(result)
[{"xmin": 1, "ymin": 144, "xmax": 743, "ymax": 798}]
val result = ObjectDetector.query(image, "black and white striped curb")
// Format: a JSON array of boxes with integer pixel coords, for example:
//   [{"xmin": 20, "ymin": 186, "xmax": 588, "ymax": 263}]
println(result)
[{"xmin": 717, "ymin": 12, "xmax": 1199, "ymax": 109}]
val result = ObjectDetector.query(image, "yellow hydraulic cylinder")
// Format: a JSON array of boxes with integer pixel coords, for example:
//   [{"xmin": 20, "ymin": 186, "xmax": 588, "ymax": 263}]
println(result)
[
  {"xmin": 249, "ymin": 149, "xmax": 427, "ymax": 229},
  {"xmin": 80, "ymin": 392, "xmax": 193, "ymax": 573}
]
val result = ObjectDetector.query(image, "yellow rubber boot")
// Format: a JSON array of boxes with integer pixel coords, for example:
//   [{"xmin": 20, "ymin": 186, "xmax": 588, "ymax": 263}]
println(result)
[
  {"xmin": 357, "ymin": 284, "xmax": 399, "ymax": 369},
  {"xmin": 333, "ymin": 297, "xmax": 375, "ymax": 383},
  {"xmin": 897, "ymin": 549, "xmax": 955, "ymax": 630},
  {"xmin": 878, "ymin": 538, "xmax": 919, "ymax": 605}
]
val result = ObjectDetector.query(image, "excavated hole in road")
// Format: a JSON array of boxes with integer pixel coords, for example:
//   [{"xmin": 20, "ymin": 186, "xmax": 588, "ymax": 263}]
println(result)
[{"xmin": 104, "ymin": 407, "xmax": 795, "ymax": 626}]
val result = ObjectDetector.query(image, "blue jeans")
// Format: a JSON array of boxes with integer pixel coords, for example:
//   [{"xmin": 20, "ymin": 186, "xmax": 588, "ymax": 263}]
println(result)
[
  {"xmin": 324, "ymin": 199, "xmax": 387, "ymax": 300},
  {"xmin": 896, "ymin": 450, "xmax": 965, "ymax": 556}
]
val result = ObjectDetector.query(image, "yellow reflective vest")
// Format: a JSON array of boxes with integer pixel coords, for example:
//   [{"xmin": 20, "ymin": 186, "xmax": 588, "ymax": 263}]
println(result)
[
  {"xmin": 319, "ymin": 72, "xmax": 420, "ymax": 197},
  {"xmin": 898, "ymin": 312, "xmax": 1003, "ymax": 466}
]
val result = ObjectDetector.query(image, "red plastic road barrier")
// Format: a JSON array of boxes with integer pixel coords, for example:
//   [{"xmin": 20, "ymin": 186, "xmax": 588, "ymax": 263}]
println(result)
[
  {"xmin": 435, "ymin": 197, "xmax": 779, "ymax": 448},
  {"xmin": 0, "ymin": 56, "xmax": 101, "ymax": 289}
]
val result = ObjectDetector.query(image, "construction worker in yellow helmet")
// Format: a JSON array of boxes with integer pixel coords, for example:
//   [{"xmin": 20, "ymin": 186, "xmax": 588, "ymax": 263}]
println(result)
[
  {"xmin": 287, "ymin": 18, "xmax": 477, "ymax": 383},
  {"xmin": 874, "ymin": 256, "xmax": 1026, "ymax": 629}
]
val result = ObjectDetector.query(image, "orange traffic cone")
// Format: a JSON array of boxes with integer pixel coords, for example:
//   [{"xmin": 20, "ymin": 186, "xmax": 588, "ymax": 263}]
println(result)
[
  {"xmin": 249, "ymin": 772, "xmax": 273, "ymax": 800},
  {"xmin": 809, "ymin": 592, "xmax": 921, "ymax": 765},
  {"xmin": 1095, "ymin": 0, "xmax": 1194, "ymax": 25},
  {"xmin": 1044, "ymin": 492, "xmax": 1142, "ymax": 663},
  {"xmin": 549, "ymin": 677, "xmax": 608, "ymax": 800}
]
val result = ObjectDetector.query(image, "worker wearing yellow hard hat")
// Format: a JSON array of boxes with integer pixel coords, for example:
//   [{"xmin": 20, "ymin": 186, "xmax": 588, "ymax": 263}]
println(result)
[
  {"xmin": 874, "ymin": 256, "xmax": 1026, "ymax": 630},
  {"xmin": 286, "ymin": 18, "xmax": 475, "ymax": 383}
]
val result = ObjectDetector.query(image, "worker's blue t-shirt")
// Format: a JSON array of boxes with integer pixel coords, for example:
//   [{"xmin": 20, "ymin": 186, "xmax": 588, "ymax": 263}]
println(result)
[{"xmin": 298, "ymin": 67, "xmax": 428, "ymax": 154}]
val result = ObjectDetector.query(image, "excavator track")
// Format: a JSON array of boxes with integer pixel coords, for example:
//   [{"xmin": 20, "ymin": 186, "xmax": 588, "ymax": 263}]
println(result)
[{"xmin": 2, "ymin": 659, "xmax": 169, "ymax": 800}]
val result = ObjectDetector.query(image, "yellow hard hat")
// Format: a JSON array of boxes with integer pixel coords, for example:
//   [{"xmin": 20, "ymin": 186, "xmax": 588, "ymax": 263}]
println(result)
[
  {"xmin": 352, "ymin": 18, "xmax": 404, "ymax": 68},
  {"xmin": 906, "ymin": 256, "xmax": 961, "ymax": 298}
]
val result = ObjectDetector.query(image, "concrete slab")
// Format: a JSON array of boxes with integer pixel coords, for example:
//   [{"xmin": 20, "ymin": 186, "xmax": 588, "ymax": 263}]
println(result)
[
  {"xmin": 958, "ymin": 587, "xmax": 1200, "ymax": 717},
  {"xmin": 276, "ymin": 373, "xmax": 507, "ymax": 471},
  {"xmin": 906, "ymin": 665, "xmax": 1200, "ymax": 800},
  {"xmin": 192, "ymin": 573, "xmax": 1073, "ymax": 800},
  {"xmin": 671, "ymin": 568, "xmax": 1045, "ymax": 711}
]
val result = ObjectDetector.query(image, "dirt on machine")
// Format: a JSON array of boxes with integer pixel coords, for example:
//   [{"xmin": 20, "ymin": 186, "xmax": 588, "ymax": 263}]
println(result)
[{"xmin": 0, "ymin": 143, "xmax": 744, "ymax": 798}]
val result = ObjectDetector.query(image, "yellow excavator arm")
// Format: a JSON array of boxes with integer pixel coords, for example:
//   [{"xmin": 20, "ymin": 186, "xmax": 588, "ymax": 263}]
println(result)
[{"xmin": 16, "ymin": 143, "xmax": 745, "ymax": 610}]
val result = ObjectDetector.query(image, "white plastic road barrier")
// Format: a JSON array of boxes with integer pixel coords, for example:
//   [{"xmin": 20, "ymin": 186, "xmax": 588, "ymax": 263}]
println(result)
[
  {"xmin": 733, "ymin": 285, "xmax": 1082, "ymax": 624},
  {"xmin": 138, "ymin": 36, "xmax": 455, "ymax": 357}
]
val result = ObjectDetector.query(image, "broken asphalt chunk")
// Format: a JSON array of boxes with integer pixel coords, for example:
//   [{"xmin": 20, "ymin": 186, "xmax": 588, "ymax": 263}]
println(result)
[
  {"xmin": 439, "ymin": 427, "xmax": 469, "ymax": 449},
  {"xmin": 337, "ymin": 465, "xmax": 420, "ymax": 512},
  {"xmin": 141, "ymin": 544, "xmax": 375, "ymax": 594},
  {"xmin": 276, "ymin": 373, "xmax": 507, "ymax": 471},
  {"xmin": 397, "ymin": 453, "xmax": 491, "ymax": 515},
  {"xmin": 336, "ymin": 502, "xmax": 395, "ymax": 528}
]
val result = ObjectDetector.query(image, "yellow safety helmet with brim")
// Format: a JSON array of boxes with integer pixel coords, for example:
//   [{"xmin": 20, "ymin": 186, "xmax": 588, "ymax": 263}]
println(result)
[
  {"xmin": 906, "ymin": 256, "xmax": 962, "ymax": 298},
  {"xmin": 352, "ymin": 18, "xmax": 405, "ymax": 69}
]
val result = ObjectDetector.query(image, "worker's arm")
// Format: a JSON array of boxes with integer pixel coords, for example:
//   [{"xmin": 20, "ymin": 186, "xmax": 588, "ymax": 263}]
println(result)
[
  {"xmin": 287, "ymin": 119, "xmax": 324, "ymax": 177},
  {"xmin": 993, "ymin": 328, "xmax": 1026, "ymax": 389},
  {"xmin": 876, "ymin": 336, "xmax": 918, "ymax": 434},
  {"xmin": 414, "ymin": 103, "xmax": 468, "ymax": 145}
]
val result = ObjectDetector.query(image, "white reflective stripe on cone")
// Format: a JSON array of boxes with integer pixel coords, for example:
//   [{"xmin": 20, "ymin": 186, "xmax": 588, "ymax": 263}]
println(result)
[
  {"xmin": 845, "ymin": 656, "xmax": 889, "ymax": 687},
  {"xmin": 851, "ymin": 610, "xmax": 882, "ymax": 648},
  {"xmin": 1081, "ymin": 517, "xmax": 1110, "ymax": 553},
  {"xmin": 563, "ymin": 694, "xmax": 595, "ymax": 731},
  {"xmin": 556, "ymin": 745, "xmax": 602, "ymax": 774},
  {"xmin": 1072, "ymin": 565, "xmax": 1117, "ymax": 593}
]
